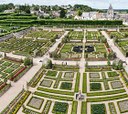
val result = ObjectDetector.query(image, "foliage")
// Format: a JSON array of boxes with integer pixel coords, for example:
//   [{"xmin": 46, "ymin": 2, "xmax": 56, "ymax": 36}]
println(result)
[
  {"xmin": 60, "ymin": 8, "xmax": 66, "ymax": 18},
  {"xmin": 18, "ymin": 5, "xmax": 31, "ymax": 14},
  {"xmin": 24, "ymin": 57, "xmax": 32, "ymax": 66},
  {"xmin": 0, "ymin": 3, "xmax": 14, "ymax": 12},
  {"xmin": 107, "ymin": 59, "xmax": 111, "ymax": 66},
  {"xmin": 108, "ymin": 52, "xmax": 116, "ymax": 59},
  {"xmin": 35, "ymin": 20, "xmax": 123, "ymax": 26},
  {"xmin": 112, "ymin": 59, "xmax": 123, "ymax": 70},
  {"xmin": 77, "ymin": 10, "xmax": 82, "ymax": 16},
  {"xmin": 74, "ymin": 4, "xmax": 93, "ymax": 12},
  {"xmin": 46, "ymin": 60, "xmax": 52, "ymax": 69},
  {"xmin": 50, "ymin": 51, "xmax": 61, "ymax": 59}
]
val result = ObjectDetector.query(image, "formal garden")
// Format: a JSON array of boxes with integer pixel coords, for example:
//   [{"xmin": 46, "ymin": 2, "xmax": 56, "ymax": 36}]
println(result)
[
  {"xmin": 0, "ymin": 25, "xmax": 29, "ymax": 37},
  {"xmin": 86, "ymin": 31, "xmax": 104, "ymax": 42},
  {"xmin": 6, "ymin": 64, "xmax": 79, "ymax": 114},
  {"xmin": 0, "ymin": 57, "xmax": 32, "ymax": 96},
  {"xmin": 107, "ymin": 30, "xmax": 128, "ymax": 57},
  {"xmin": 115, "ymin": 40, "xmax": 128, "ymax": 57},
  {"xmin": 84, "ymin": 65, "xmax": 128, "ymax": 114},
  {"xmin": 0, "ymin": 38, "xmax": 54, "ymax": 57},
  {"xmin": 84, "ymin": 43, "xmax": 110, "ymax": 61},
  {"xmin": 26, "ymin": 29, "xmax": 64, "ymax": 40},
  {"xmin": 67, "ymin": 30, "xmax": 84, "ymax": 41},
  {"xmin": 108, "ymin": 31, "xmax": 124, "ymax": 39},
  {"xmin": 108, "ymin": 30, "xmax": 128, "ymax": 39},
  {"xmin": 1, "ymin": 61, "xmax": 128, "ymax": 114},
  {"xmin": 52, "ymin": 42, "xmax": 83, "ymax": 60},
  {"xmin": 0, "ymin": 23, "xmax": 128, "ymax": 114}
]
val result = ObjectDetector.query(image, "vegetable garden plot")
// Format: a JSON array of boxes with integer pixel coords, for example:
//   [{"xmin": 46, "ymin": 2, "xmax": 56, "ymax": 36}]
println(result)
[{"xmin": 0, "ymin": 38, "xmax": 53, "ymax": 56}]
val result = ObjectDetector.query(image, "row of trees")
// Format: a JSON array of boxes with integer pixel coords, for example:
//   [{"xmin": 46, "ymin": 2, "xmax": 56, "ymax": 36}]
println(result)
[
  {"xmin": 0, "ymin": 19, "xmax": 122, "ymax": 26},
  {"xmin": 0, "ymin": 3, "xmax": 14, "ymax": 12},
  {"xmin": 36, "ymin": 20, "xmax": 123, "ymax": 25}
]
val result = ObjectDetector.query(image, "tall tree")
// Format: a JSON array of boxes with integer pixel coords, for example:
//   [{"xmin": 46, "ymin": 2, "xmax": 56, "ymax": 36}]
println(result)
[
  {"xmin": 77, "ymin": 10, "xmax": 82, "ymax": 16},
  {"xmin": 60, "ymin": 8, "xmax": 66, "ymax": 18}
]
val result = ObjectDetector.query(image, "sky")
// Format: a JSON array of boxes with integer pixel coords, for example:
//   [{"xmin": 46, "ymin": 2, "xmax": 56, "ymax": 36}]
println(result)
[{"xmin": 0, "ymin": 0, "xmax": 128, "ymax": 9}]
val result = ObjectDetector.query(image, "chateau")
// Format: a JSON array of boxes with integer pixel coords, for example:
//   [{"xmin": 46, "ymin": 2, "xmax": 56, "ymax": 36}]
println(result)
[{"xmin": 74, "ymin": 4, "xmax": 128, "ymax": 22}]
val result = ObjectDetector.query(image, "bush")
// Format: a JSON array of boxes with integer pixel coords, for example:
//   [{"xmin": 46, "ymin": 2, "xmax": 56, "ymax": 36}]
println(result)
[
  {"xmin": 24, "ymin": 57, "xmax": 32, "ymax": 66},
  {"xmin": 46, "ymin": 60, "xmax": 52, "ymax": 69},
  {"xmin": 112, "ymin": 59, "xmax": 123, "ymax": 70}
]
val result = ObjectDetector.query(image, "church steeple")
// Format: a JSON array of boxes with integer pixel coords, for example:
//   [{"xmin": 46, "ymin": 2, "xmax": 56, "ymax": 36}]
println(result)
[
  {"xmin": 107, "ymin": 4, "xmax": 114, "ymax": 20},
  {"xmin": 108, "ymin": 4, "xmax": 113, "ymax": 10}
]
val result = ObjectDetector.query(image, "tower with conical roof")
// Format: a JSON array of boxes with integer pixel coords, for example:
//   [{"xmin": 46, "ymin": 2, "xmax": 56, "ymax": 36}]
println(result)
[{"xmin": 107, "ymin": 4, "xmax": 114, "ymax": 20}]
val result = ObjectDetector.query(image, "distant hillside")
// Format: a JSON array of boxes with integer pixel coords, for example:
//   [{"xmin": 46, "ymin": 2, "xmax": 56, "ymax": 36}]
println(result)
[{"xmin": 73, "ymin": 4, "xmax": 103, "ymax": 12}]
